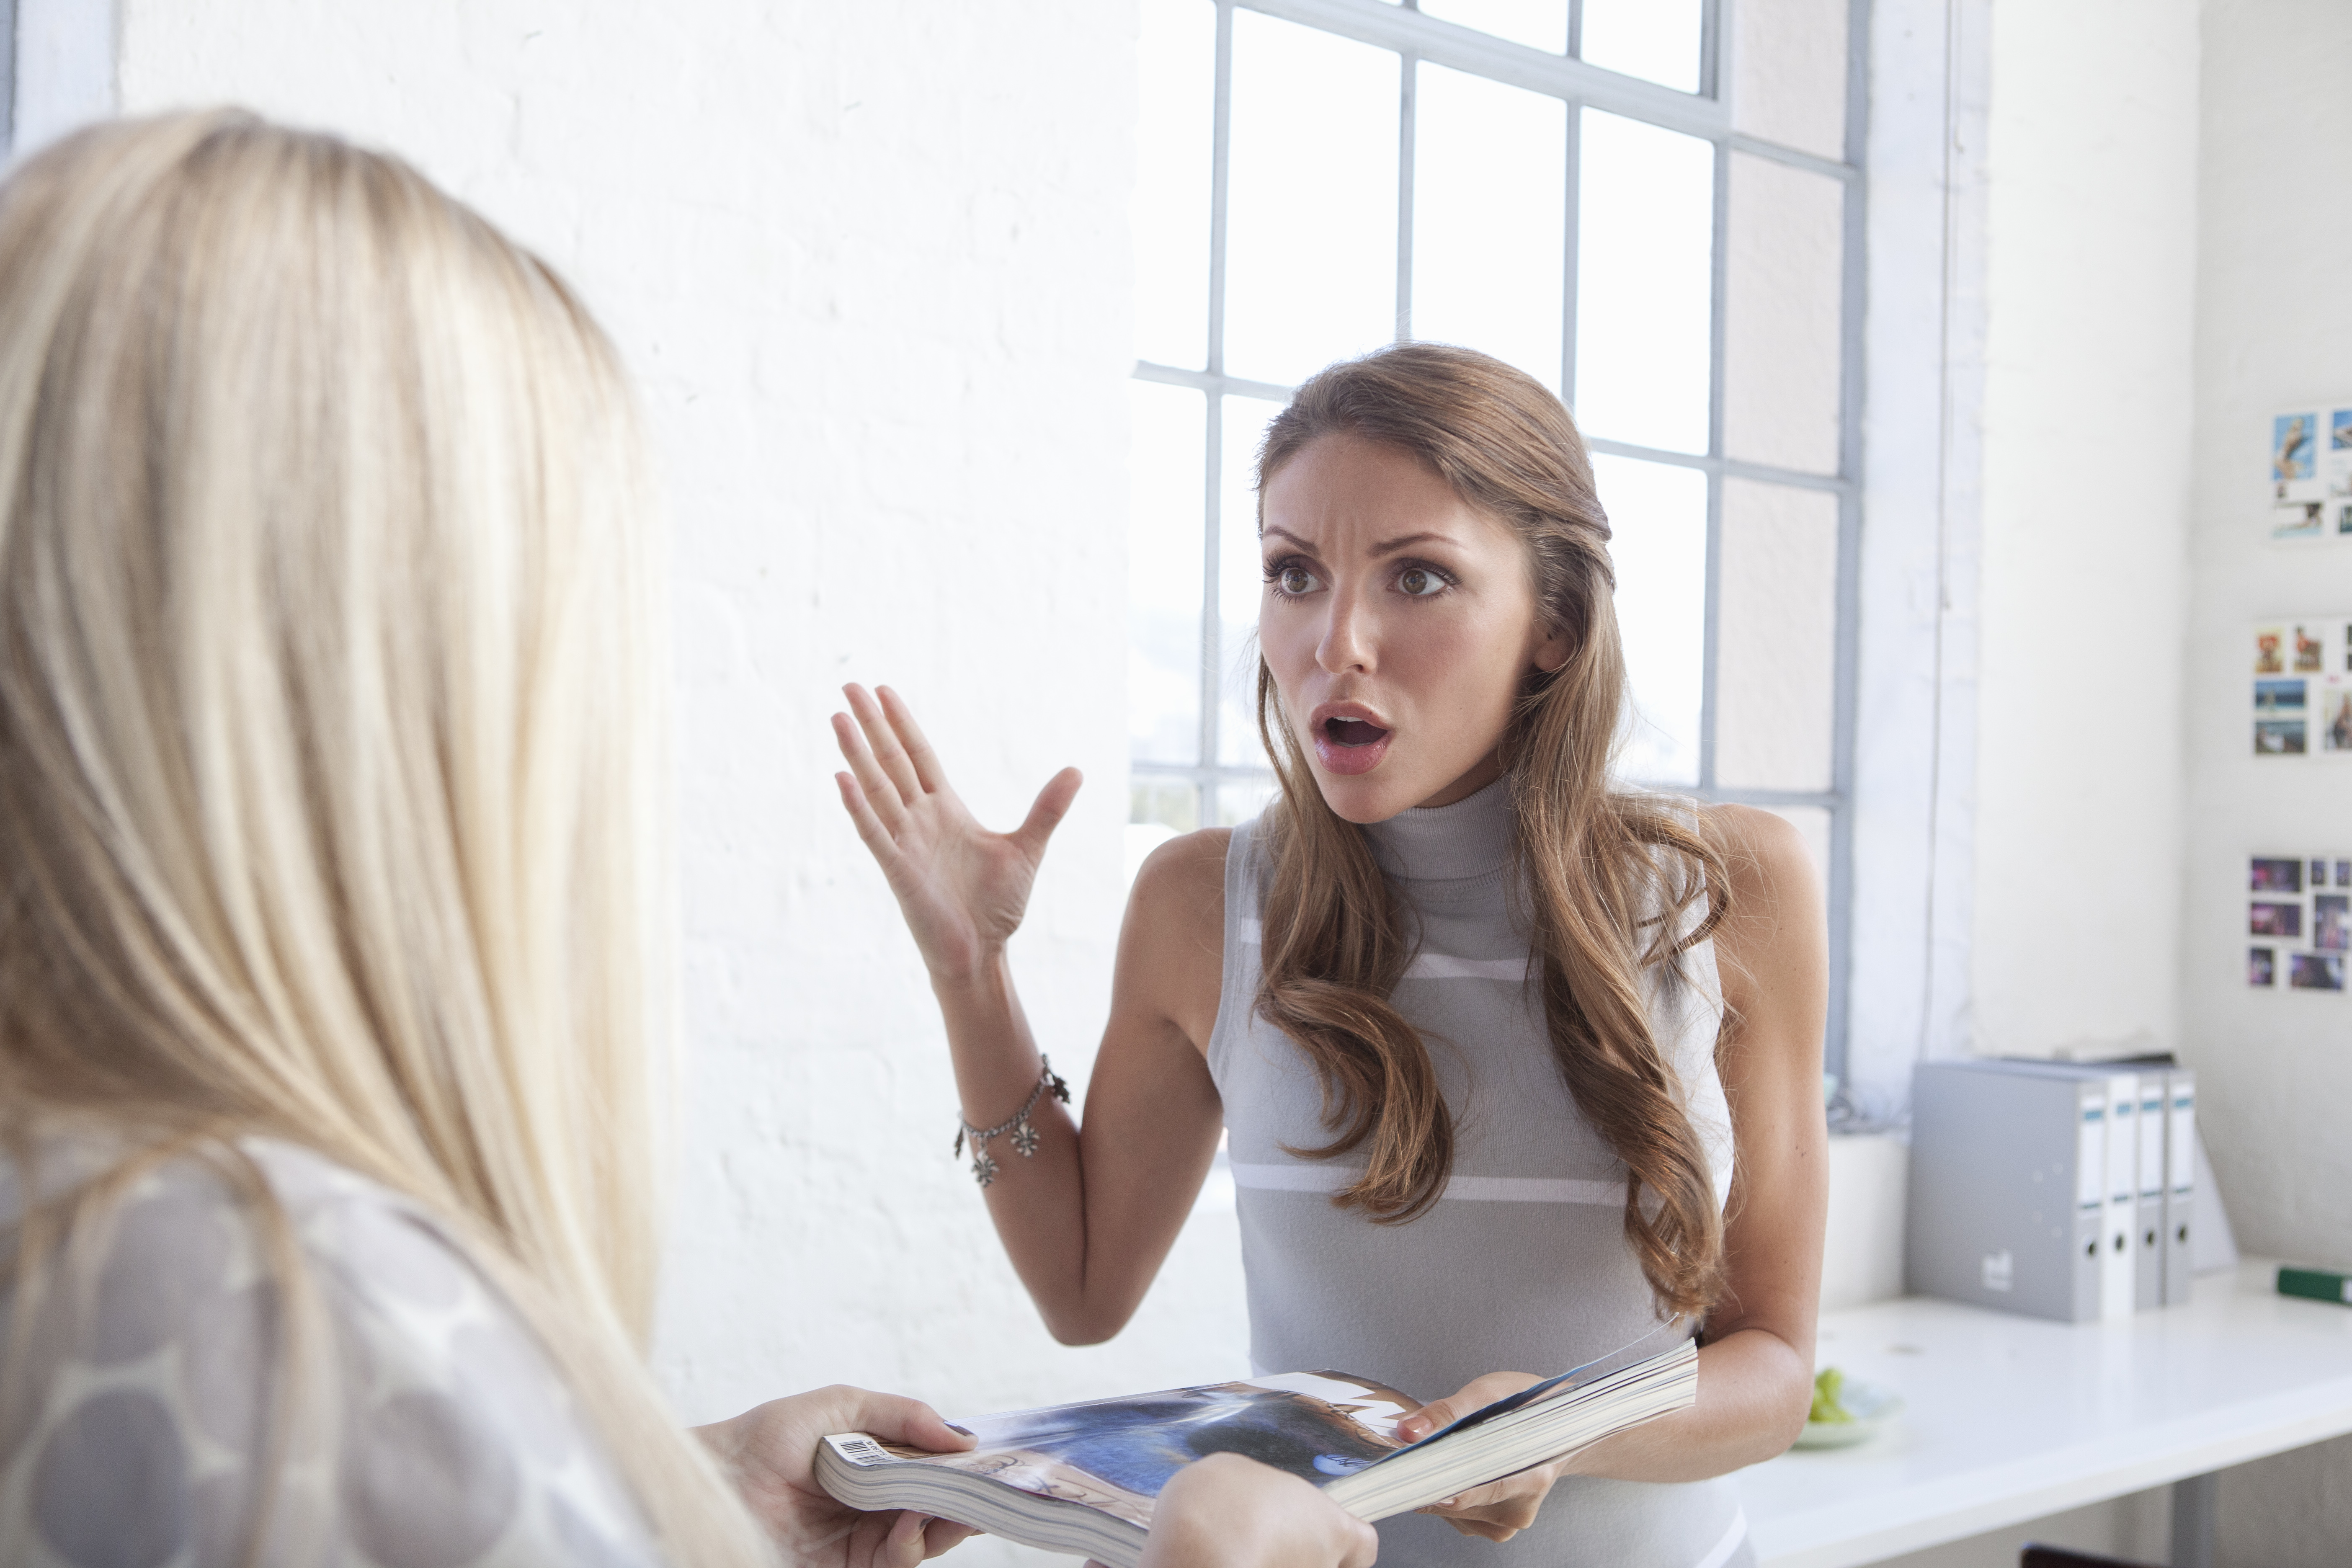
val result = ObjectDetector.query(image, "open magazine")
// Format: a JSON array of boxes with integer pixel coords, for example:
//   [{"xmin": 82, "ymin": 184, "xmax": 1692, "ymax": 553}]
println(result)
[{"xmin": 815, "ymin": 1337, "xmax": 1697, "ymax": 1567}]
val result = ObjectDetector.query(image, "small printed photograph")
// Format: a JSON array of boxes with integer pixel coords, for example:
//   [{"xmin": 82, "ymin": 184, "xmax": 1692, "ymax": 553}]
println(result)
[
  {"xmin": 2294, "ymin": 627, "xmax": 2325, "ymax": 672},
  {"xmin": 2274, "ymin": 502, "xmax": 2325, "ymax": 539},
  {"xmin": 2255, "ymin": 627, "xmax": 2285, "ymax": 673},
  {"xmin": 2251, "ymin": 856, "xmax": 2305, "ymax": 892},
  {"xmin": 2322, "ymin": 689, "xmax": 2352, "ymax": 750},
  {"xmin": 2250, "ymin": 947, "xmax": 2276, "ymax": 987},
  {"xmin": 2290, "ymin": 953, "xmax": 2346, "ymax": 992},
  {"xmin": 2314, "ymin": 895, "xmax": 2349, "ymax": 952},
  {"xmin": 2341, "ymin": 503, "xmax": 2352, "ymax": 534},
  {"xmin": 2251, "ymin": 901, "xmax": 2304, "ymax": 938},
  {"xmin": 2336, "ymin": 409, "xmax": 2352, "ymax": 451},
  {"xmin": 2256, "ymin": 719, "xmax": 2308, "ymax": 755},
  {"xmin": 2335, "ymin": 858, "xmax": 2350, "ymax": 886},
  {"xmin": 2314, "ymin": 859, "xmax": 2331, "ymax": 888},
  {"xmin": 2277, "ymin": 412, "xmax": 2320, "ymax": 494},
  {"xmin": 2257, "ymin": 678, "xmax": 2309, "ymax": 712}
]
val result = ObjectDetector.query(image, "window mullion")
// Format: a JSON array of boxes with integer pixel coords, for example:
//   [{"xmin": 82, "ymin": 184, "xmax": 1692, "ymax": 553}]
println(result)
[
  {"xmin": 1201, "ymin": 1, "xmax": 1237, "ymax": 826},
  {"xmin": 1697, "ymin": 138, "xmax": 1730, "ymax": 796},
  {"xmin": 1396, "ymin": 51, "xmax": 1416, "ymax": 340}
]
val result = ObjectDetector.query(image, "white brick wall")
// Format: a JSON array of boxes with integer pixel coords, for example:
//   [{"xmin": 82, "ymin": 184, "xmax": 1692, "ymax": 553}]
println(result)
[{"xmin": 110, "ymin": 5, "xmax": 1249, "ymax": 1560}]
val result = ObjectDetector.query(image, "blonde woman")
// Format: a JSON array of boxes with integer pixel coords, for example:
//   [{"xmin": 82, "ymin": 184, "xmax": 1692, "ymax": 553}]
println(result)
[
  {"xmin": 0, "ymin": 113, "xmax": 1372, "ymax": 1568},
  {"xmin": 838, "ymin": 344, "xmax": 1830, "ymax": 1566}
]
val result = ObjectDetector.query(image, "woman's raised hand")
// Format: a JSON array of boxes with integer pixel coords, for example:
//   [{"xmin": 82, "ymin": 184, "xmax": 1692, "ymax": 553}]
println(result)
[{"xmin": 832, "ymin": 684, "xmax": 1083, "ymax": 983}]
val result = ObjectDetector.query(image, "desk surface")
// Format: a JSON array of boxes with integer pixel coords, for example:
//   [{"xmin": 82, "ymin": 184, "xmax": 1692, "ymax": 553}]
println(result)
[{"xmin": 1735, "ymin": 1260, "xmax": 2352, "ymax": 1568}]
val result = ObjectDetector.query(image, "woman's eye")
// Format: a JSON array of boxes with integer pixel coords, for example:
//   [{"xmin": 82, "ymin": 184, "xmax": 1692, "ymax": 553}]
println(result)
[
  {"xmin": 1274, "ymin": 565, "xmax": 1320, "ymax": 596},
  {"xmin": 1397, "ymin": 566, "xmax": 1447, "ymax": 598}
]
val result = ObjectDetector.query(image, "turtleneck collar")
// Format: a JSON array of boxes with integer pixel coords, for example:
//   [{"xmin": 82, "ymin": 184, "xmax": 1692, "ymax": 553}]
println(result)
[{"xmin": 1360, "ymin": 774, "xmax": 1516, "ymax": 883}]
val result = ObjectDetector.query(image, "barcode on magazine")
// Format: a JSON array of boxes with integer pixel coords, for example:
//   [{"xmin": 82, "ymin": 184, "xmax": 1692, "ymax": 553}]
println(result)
[{"xmin": 829, "ymin": 1436, "xmax": 892, "ymax": 1467}]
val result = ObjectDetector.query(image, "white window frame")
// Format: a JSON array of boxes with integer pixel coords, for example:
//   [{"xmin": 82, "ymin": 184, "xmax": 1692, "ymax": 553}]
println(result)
[{"xmin": 1131, "ymin": 0, "xmax": 1871, "ymax": 1078}]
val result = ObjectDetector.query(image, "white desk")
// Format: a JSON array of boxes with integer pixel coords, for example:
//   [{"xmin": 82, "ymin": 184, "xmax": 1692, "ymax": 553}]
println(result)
[{"xmin": 1736, "ymin": 1260, "xmax": 2352, "ymax": 1568}]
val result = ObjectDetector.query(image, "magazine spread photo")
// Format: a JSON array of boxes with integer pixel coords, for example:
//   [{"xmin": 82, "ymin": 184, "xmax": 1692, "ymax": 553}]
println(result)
[{"xmin": 815, "ymin": 1337, "xmax": 1699, "ymax": 1566}]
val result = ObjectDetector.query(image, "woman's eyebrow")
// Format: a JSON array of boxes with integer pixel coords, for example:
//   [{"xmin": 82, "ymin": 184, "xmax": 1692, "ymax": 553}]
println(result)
[
  {"xmin": 1259, "ymin": 526, "xmax": 1322, "ymax": 555},
  {"xmin": 1259, "ymin": 527, "xmax": 1457, "ymax": 557},
  {"xmin": 1367, "ymin": 531, "xmax": 1452, "ymax": 556}
]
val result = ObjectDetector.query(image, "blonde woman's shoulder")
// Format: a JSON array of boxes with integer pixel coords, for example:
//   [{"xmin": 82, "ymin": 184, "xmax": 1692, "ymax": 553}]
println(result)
[{"xmin": 0, "ymin": 1135, "xmax": 660, "ymax": 1568}]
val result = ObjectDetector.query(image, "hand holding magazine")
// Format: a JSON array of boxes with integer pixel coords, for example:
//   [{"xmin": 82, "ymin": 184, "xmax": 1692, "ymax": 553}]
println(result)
[{"xmin": 816, "ymin": 1338, "xmax": 1698, "ymax": 1567}]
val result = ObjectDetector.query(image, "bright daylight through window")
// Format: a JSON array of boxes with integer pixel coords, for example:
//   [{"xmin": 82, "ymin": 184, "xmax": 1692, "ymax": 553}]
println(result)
[{"xmin": 1127, "ymin": 0, "xmax": 1862, "ymax": 1067}]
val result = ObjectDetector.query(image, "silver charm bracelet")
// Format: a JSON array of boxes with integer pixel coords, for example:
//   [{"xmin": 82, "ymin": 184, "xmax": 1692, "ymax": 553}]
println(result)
[{"xmin": 952, "ymin": 1055, "xmax": 1071, "ymax": 1187}]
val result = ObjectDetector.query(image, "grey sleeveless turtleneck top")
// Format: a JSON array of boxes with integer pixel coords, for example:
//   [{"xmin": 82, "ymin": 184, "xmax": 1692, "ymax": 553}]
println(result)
[{"xmin": 1207, "ymin": 779, "xmax": 1754, "ymax": 1568}]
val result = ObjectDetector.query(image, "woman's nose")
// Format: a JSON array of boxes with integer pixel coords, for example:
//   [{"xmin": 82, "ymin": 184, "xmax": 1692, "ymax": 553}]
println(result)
[{"xmin": 1317, "ymin": 589, "xmax": 1373, "ymax": 675}]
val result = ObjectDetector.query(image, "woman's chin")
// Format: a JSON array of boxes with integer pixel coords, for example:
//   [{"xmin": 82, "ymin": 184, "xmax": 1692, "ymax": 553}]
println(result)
[{"xmin": 1308, "ymin": 762, "xmax": 1419, "ymax": 825}]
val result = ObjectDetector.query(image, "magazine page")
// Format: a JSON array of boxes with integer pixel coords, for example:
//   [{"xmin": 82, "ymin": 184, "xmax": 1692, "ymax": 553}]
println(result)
[{"xmin": 832, "ymin": 1372, "xmax": 1419, "ymax": 1528}]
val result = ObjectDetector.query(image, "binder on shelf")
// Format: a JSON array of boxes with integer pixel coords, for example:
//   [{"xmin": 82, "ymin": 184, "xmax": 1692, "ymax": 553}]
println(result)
[
  {"xmin": 2135, "ymin": 1075, "xmax": 2166, "ymax": 1310},
  {"xmin": 1907, "ymin": 1062, "xmax": 2106, "ymax": 1323},
  {"xmin": 1971, "ymin": 1060, "xmax": 2143, "ymax": 1318},
  {"xmin": 2163, "ymin": 1069, "xmax": 2197, "ymax": 1306}
]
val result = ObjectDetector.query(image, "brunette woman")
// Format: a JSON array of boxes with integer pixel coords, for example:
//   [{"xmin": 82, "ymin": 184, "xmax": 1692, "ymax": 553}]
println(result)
[{"xmin": 835, "ymin": 342, "xmax": 1828, "ymax": 1566}]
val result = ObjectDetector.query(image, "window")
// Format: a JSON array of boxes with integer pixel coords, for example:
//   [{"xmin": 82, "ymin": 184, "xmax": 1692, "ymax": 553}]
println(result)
[{"xmin": 1128, "ymin": 0, "xmax": 1863, "ymax": 1074}]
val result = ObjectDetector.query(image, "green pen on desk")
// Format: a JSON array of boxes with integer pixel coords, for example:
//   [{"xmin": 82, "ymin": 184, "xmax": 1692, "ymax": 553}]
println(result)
[{"xmin": 2276, "ymin": 1265, "xmax": 2352, "ymax": 1306}]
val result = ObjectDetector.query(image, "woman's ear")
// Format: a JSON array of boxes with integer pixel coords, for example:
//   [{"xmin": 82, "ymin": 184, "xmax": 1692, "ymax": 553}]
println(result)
[{"xmin": 1532, "ymin": 622, "xmax": 1573, "ymax": 674}]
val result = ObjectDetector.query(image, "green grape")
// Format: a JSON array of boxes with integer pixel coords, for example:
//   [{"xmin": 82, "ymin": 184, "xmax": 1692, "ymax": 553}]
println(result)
[{"xmin": 1808, "ymin": 1366, "xmax": 1854, "ymax": 1424}]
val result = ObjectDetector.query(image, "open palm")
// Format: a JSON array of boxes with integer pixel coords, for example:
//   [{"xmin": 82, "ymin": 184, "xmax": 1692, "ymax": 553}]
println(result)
[{"xmin": 831, "ymin": 684, "xmax": 1082, "ymax": 982}]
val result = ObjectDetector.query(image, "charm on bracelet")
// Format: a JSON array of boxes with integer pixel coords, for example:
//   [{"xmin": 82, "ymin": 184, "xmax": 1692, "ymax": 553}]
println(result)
[{"xmin": 954, "ymin": 1056, "xmax": 1070, "ymax": 1187}]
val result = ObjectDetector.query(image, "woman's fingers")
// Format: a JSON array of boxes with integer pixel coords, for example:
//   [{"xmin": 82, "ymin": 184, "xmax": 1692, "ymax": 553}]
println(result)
[
  {"xmin": 835, "ymin": 773, "xmax": 905, "ymax": 865},
  {"xmin": 1395, "ymin": 1370, "xmax": 1540, "ymax": 1443},
  {"xmin": 831, "ymin": 712, "xmax": 911, "ymax": 836},
  {"xmin": 1012, "ymin": 767, "xmax": 1084, "ymax": 859},
  {"xmin": 845, "ymin": 683, "xmax": 927, "ymax": 806},
  {"xmin": 876, "ymin": 685, "xmax": 949, "ymax": 795}
]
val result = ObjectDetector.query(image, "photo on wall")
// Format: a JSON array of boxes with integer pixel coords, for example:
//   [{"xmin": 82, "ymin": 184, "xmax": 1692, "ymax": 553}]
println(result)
[
  {"xmin": 2256, "ymin": 719, "xmax": 2308, "ymax": 755},
  {"xmin": 2257, "ymin": 678, "xmax": 2308, "ymax": 713},
  {"xmin": 2267, "ymin": 406, "xmax": 2352, "ymax": 541},
  {"xmin": 2249, "ymin": 618, "xmax": 2352, "ymax": 756},
  {"xmin": 2323, "ymin": 686, "xmax": 2352, "ymax": 750},
  {"xmin": 2244, "ymin": 853, "xmax": 2352, "ymax": 992},
  {"xmin": 2251, "ymin": 856, "xmax": 2304, "ymax": 893},
  {"xmin": 2251, "ymin": 901, "xmax": 2303, "ymax": 938},
  {"xmin": 2315, "ymin": 894, "xmax": 2349, "ymax": 952},
  {"xmin": 2290, "ymin": 953, "xmax": 2345, "ymax": 992}
]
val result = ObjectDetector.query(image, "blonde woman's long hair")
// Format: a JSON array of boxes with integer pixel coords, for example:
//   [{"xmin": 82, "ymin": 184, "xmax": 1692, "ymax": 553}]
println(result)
[
  {"xmin": 1251, "ymin": 343, "xmax": 1733, "ymax": 1320},
  {"xmin": 0, "ymin": 112, "xmax": 768, "ymax": 1563}
]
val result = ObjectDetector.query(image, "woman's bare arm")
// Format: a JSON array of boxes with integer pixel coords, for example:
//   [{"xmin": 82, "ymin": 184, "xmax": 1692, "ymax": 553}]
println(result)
[
  {"xmin": 1395, "ymin": 804, "xmax": 1828, "ymax": 1533},
  {"xmin": 833, "ymin": 685, "xmax": 1229, "ymax": 1344}
]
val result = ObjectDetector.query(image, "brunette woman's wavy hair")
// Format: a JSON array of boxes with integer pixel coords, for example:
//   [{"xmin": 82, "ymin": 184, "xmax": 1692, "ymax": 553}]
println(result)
[{"xmin": 1250, "ymin": 342, "xmax": 1733, "ymax": 1320}]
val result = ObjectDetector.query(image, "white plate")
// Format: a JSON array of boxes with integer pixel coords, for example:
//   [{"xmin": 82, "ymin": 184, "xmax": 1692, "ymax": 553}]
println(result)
[{"xmin": 1793, "ymin": 1376, "xmax": 1900, "ymax": 1449}]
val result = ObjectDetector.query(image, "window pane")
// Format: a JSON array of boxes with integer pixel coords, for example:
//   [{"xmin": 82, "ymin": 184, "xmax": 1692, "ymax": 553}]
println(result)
[
  {"xmin": 1225, "ymin": 12, "xmax": 1399, "ymax": 387},
  {"xmin": 1575, "ymin": 110, "xmax": 1713, "ymax": 454},
  {"xmin": 1134, "ymin": 0, "xmax": 1217, "ymax": 368},
  {"xmin": 1411, "ymin": 62, "xmax": 1567, "ymax": 391},
  {"xmin": 1723, "ymin": 153, "xmax": 1843, "ymax": 475},
  {"xmin": 1714, "ymin": 479, "xmax": 1836, "ymax": 791},
  {"xmin": 1130, "ymin": 381, "xmax": 1207, "ymax": 765},
  {"xmin": 1733, "ymin": 0, "xmax": 1848, "ymax": 160},
  {"xmin": 1417, "ymin": 0, "xmax": 1568, "ymax": 53},
  {"xmin": 1218, "ymin": 395, "xmax": 1286, "ymax": 766},
  {"xmin": 1218, "ymin": 778, "xmax": 1279, "ymax": 828},
  {"xmin": 1595, "ymin": 454, "xmax": 1706, "ymax": 785},
  {"xmin": 1579, "ymin": 0, "xmax": 1703, "ymax": 93}
]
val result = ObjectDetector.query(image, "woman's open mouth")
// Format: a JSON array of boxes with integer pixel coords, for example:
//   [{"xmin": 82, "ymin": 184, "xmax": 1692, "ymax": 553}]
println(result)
[{"xmin": 1311, "ymin": 710, "xmax": 1393, "ymax": 776}]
